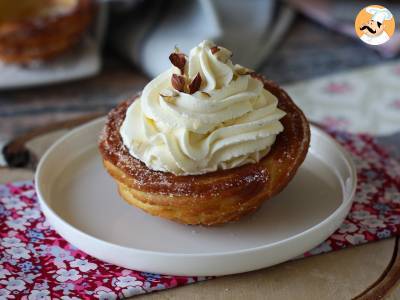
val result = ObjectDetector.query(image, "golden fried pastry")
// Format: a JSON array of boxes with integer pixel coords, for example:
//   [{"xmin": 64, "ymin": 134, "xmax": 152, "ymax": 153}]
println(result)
[
  {"xmin": 0, "ymin": 0, "xmax": 94, "ymax": 63},
  {"xmin": 99, "ymin": 41, "xmax": 310, "ymax": 226}
]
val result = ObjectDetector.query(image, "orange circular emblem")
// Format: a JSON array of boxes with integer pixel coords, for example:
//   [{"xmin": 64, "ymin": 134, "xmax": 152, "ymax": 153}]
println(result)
[{"xmin": 355, "ymin": 5, "xmax": 395, "ymax": 46}]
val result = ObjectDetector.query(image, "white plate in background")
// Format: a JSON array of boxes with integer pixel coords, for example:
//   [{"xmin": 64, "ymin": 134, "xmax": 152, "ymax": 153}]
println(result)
[{"xmin": 35, "ymin": 119, "xmax": 357, "ymax": 276}]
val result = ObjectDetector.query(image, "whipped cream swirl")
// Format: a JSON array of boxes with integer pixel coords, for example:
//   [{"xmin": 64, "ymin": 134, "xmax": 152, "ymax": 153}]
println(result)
[{"xmin": 120, "ymin": 40, "xmax": 286, "ymax": 175}]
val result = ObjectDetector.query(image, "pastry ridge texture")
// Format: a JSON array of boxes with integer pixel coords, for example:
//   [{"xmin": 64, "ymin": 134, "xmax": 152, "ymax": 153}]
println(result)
[{"xmin": 99, "ymin": 76, "xmax": 310, "ymax": 226}]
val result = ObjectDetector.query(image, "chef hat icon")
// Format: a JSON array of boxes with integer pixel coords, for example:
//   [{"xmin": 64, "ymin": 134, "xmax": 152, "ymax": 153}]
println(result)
[{"xmin": 365, "ymin": 6, "xmax": 393, "ymax": 24}]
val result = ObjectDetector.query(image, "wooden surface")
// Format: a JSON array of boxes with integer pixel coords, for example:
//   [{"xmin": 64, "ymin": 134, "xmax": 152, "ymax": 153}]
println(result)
[{"xmin": 2, "ymin": 117, "xmax": 400, "ymax": 300}]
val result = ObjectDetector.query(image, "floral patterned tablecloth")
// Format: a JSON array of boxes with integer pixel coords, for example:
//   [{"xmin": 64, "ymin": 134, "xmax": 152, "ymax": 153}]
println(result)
[
  {"xmin": 285, "ymin": 60, "xmax": 400, "ymax": 135},
  {"xmin": 0, "ymin": 128, "xmax": 399, "ymax": 299}
]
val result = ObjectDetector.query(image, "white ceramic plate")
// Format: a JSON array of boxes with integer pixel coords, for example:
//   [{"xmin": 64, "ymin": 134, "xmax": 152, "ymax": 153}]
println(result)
[
  {"xmin": 0, "ymin": 38, "xmax": 100, "ymax": 90},
  {"xmin": 35, "ymin": 118, "xmax": 356, "ymax": 276}
]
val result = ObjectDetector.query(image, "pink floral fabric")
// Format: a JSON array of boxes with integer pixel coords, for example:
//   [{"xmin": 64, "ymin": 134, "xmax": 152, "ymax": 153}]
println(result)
[
  {"xmin": 284, "ymin": 61, "xmax": 400, "ymax": 135},
  {"xmin": 0, "ymin": 130, "xmax": 399, "ymax": 299},
  {"xmin": 303, "ymin": 129, "xmax": 400, "ymax": 256},
  {"xmin": 0, "ymin": 190, "xmax": 207, "ymax": 299}
]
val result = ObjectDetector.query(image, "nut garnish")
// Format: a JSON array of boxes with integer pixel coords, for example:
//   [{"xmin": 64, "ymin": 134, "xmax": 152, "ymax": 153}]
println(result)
[
  {"xmin": 160, "ymin": 89, "xmax": 178, "ymax": 97},
  {"xmin": 210, "ymin": 46, "xmax": 220, "ymax": 54},
  {"xmin": 235, "ymin": 65, "xmax": 254, "ymax": 76},
  {"xmin": 171, "ymin": 74, "xmax": 186, "ymax": 92},
  {"xmin": 188, "ymin": 72, "xmax": 202, "ymax": 94},
  {"xmin": 160, "ymin": 94, "xmax": 176, "ymax": 104},
  {"xmin": 169, "ymin": 47, "xmax": 204, "ymax": 94},
  {"xmin": 169, "ymin": 52, "xmax": 186, "ymax": 75},
  {"xmin": 160, "ymin": 89, "xmax": 178, "ymax": 104}
]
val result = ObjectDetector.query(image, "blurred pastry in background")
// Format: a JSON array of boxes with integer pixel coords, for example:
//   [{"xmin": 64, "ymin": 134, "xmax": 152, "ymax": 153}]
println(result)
[{"xmin": 0, "ymin": 0, "xmax": 94, "ymax": 64}]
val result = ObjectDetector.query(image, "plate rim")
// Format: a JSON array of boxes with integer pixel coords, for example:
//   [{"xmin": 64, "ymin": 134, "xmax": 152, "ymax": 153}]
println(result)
[{"xmin": 35, "ymin": 118, "xmax": 357, "ymax": 259}]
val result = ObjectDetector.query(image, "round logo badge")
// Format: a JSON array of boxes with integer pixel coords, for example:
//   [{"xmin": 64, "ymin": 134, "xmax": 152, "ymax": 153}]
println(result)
[{"xmin": 355, "ymin": 5, "xmax": 395, "ymax": 46}]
